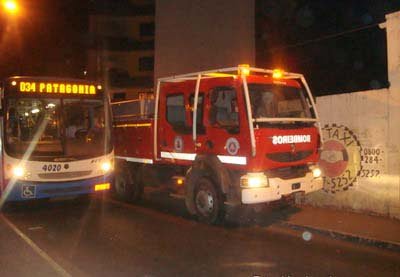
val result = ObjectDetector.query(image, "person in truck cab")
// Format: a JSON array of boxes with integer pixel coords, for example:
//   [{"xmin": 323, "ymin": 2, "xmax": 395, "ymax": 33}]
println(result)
[
  {"xmin": 209, "ymin": 88, "xmax": 238, "ymax": 127},
  {"xmin": 252, "ymin": 91, "xmax": 277, "ymax": 118}
]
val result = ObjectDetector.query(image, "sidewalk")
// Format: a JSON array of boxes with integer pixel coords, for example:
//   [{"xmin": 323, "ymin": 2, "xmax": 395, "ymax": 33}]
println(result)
[{"xmin": 280, "ymin": 205, "xmax": 400, "ymax": 251}]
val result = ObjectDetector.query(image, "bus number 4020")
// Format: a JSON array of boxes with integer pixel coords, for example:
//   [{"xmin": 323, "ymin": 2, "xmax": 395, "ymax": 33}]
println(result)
[{"xmin": 42, "ymin": 164, "xmax": 62, "ymax": 172}]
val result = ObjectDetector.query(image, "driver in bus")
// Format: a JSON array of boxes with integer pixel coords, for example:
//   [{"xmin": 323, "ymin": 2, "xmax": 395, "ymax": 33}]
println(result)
[
  {"xmin": 88, "ymin": 113, "xmax": 104, "ymax": 140},
  {"xmin": 66, "ymin": 117, "xmax": 83, "ymax": 138},
  {"xmin": 7, "ymin": 107, "xmax": 19, "ymax": 137}
]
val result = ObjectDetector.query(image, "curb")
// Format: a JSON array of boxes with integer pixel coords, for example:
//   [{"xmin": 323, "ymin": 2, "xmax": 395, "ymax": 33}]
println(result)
[{"xmin": 278, "ymin": 221, "xmax": 400, "ymax": 252}]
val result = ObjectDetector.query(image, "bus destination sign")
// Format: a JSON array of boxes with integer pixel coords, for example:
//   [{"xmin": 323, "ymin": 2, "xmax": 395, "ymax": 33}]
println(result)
[{"xmin": 14, "ymin": 81, "xmax": 99, "ymax": 95}]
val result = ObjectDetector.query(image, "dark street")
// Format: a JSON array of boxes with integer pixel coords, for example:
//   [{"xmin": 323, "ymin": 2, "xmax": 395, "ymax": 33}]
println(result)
[{"xmin": 1, "ymin": 192, "xmax": 399, "ymax": 277}]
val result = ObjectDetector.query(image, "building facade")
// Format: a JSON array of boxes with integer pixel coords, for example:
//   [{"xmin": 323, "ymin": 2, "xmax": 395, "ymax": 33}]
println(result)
[
  {"xmin": 88, "ymin": 0, "xmax": 155, "ymax": 101},
  {"xmin": 155, "ymin": 0, "xmax": 255, "ymax": 80}
]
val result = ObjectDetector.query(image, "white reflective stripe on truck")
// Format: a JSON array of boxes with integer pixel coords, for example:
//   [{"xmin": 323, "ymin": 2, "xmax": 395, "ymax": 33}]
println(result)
[
  {"xmin": 160, "ymin": 152, "xmax": 196, "ymax": 161},
  {"xmin": 115, "ymin": 156, "xmax": 153, "ymax": 164},
  {"xmin": 160, "ymin": 152, "xmax": 247, "ymax": 165},
  {"xmin": 217, "ymin": 155, "xmax": 247, "ymax": 165}
]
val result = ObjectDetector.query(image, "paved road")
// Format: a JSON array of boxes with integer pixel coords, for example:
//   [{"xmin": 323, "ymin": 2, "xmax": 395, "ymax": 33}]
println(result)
[{"xmin": 1, "ymin": 193, "xmax": 399, "ymax": 277}]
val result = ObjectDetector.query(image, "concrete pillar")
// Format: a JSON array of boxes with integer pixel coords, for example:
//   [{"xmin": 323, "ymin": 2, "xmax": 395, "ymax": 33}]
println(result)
[
  {"xmin": 385, "ymin": 11, "xmax": 400, "ymax": 90},
  {"xmin": 155, "ymin": 0, "xmax": 255, "ymax": 81}
]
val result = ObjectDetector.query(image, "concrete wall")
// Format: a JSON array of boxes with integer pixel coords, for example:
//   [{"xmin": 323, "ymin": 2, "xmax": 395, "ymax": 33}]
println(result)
[
  {"xmin": 307, "ymin": 88, "xmax": 400, "ymax": 218},
  {"xmin": 155, "ymin": 0, "xmax": 255, "ymax": 80},
  {"xmin": 307, "ymin": 11, "xmax": 400, "ymax": 219}
]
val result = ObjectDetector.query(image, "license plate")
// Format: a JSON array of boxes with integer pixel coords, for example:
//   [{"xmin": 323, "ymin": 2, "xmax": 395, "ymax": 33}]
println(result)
[{"xmin": 292, "ymin": 182, "xmax": 301, "ymax": 190}]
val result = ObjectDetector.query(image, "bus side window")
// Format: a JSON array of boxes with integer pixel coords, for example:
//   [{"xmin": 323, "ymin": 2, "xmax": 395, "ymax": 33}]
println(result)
[{"xmin": 0, "ymin": 83, "xmax": 3, "ymax": 112}]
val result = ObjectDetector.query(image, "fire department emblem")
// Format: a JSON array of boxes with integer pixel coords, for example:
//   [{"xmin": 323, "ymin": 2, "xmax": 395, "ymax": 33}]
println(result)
[
  {"xmin": 319, "ymin": 124, "xmax": 362, "ymax": 193},
  {"xmin": 174, "ymin": 136, "xmax": 183, "ymax": 152},
  {"xmin": 225, "ymin": 137, "xmax": 240, "ymax": 155}
]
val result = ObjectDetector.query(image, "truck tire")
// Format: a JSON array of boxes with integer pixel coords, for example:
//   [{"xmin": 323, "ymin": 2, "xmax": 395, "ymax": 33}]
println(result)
[
  {"xmin": 114, "ymin": 164, "xmax": 143, "ymax": 202},
  {"xmin": 193, "ymin": 177, "xmax": 225, "ymax": 224}
]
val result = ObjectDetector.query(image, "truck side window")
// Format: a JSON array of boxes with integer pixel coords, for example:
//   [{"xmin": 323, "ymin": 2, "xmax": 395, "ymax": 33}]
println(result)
[
  {"xmin": 166, "ymin": 94, "xmax": 190, "ymax": 134},
  {"xmin": 209, "ymin": 87, "xmax": 239, "ymax": 133},
  {"xmin": 189, "ymin": 94, "xmax": 205, "ymax": 134}
]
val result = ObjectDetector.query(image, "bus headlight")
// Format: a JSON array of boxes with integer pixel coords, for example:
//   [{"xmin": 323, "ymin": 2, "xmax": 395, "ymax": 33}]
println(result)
[
  {"xmin": 100, "ymin": 161, "xmax": 112, "ymax": 173},
  {"xmin": 12, "ymin": 165, "xmax": 25, "ymax": 178},
  {"xmin": 312, "ymin": 167, "xmax": 322, "ymax": 178},
  {"xmin": 240, "ymin": 172, "xmax": 269, "ymax": 188}
]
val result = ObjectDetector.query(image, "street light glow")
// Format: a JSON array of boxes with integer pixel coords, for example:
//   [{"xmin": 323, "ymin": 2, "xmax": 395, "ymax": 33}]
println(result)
[{"xmin": 3, "ymin": 0, "xmax": 18, "ymax": 14}]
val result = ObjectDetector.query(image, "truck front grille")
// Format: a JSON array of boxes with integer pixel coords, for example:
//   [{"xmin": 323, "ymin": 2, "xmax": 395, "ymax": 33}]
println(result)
[
  {"xmin": 266, "ymin": 150, "xmax": 313, "ymax": 163},
  {"xmin": 266, "ymin": 165, "xmax": 309, "ymax": 180}
]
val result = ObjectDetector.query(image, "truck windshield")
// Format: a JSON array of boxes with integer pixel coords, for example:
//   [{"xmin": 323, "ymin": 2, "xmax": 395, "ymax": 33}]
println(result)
[
  {"xmin": 5, "ymin": 97, "xmax": 111, "ymax": 160},
  {"xmin": 248, "ymin": 83, "xmax": 312, "ymax": 120}
]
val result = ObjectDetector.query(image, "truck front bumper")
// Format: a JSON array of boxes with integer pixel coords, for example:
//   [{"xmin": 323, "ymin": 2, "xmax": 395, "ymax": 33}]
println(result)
[{"xmin": 241, "ymin": 172, "xmax": 322, "ymax": 204}]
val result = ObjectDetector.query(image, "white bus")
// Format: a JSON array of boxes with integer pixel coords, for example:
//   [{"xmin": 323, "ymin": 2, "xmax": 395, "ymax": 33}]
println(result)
[{"xmin": 0, "ymin": 76, "xmax": 113, "ymax": 203}]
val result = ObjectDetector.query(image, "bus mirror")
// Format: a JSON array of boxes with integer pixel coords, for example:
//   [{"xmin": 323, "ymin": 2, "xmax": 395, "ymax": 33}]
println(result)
[{"xmin": 0, "ymin": 85, "xmax": 3, "ymax": 110}]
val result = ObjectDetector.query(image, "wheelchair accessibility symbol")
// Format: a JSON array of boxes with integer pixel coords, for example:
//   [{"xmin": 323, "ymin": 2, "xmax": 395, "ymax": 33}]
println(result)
[{"xmin": 21, "ymin": 185, "xmax": 36, "ymax": 198}]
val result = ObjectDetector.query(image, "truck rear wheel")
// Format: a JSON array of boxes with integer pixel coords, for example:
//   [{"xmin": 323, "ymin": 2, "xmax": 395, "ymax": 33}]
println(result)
[
  {"xmin": 114, "ymin": 164, "xmax": 143, "ymax": 202},
  {"xmin": 193, "ymin": 177, "xmax": 225, "ymax": 224}
]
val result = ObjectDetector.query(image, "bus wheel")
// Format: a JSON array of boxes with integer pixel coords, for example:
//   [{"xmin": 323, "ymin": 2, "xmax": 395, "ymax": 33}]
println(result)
[
  {"xmin": 114, "ymin": 165, "xmax": 143, "ymax": 202},
  {"xmin": 194, "ymin": 177, "xmax": 224, "ymax": 224}
]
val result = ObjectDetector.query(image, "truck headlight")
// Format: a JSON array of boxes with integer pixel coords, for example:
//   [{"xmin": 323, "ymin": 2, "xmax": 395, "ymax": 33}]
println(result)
[
  {"xmin": 240, "ymin": 172, "xmax": 269, "ymax": 188},
  {"xmin": 100, "ymin": 161, "xmax": 112, "ymax": 173},
  {"xmin": 12, "ymin": 165, "xmax": 25, "ymax": 178},
  {"xmin": 312, "ymin": 167, "xmax": 322, "ymax": 178}
]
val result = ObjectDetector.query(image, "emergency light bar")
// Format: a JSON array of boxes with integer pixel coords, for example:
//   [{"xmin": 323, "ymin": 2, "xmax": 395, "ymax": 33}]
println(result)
[{"xmin": 157, "ymin": 65, "xmax": 299, "ymax": 82}]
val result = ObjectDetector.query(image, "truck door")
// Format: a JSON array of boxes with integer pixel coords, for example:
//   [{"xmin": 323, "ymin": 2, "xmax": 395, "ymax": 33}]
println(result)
[
  {"xmin": 158, "ymin": 92, "xmax": 196, "ymax": 163},
  {"xmin": 196, "ymin": 85, "xmax": 248, "ymax": 166}
]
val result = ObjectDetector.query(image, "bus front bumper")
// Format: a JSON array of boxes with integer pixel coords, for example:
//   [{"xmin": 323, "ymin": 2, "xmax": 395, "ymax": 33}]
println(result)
[{"xmin": 1, "ymin": 174, "xmax": 113, "ymax": 202}]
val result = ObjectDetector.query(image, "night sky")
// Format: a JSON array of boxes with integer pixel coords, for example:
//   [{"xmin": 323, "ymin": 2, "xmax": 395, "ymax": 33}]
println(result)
[
  {"xmin": 1, "ymin": 0, "xmax": 400, "ymax": 96},
  {"xmin": 0, "ymin": 0, "xmax": 89, "ymax": 79},
  {"xmin": 256, "ymin": 0, "xmax": 400, "ymax": 95}
]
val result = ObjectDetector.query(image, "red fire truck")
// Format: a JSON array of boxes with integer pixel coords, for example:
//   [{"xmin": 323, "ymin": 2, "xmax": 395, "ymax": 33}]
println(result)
[{"xmin": 112, "ymin": 65, "xmax": 323, "ymax": 224}]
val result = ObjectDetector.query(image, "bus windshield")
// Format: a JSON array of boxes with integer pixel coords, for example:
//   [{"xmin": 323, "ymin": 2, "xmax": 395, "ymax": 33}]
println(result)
[
  {"xmin": 248, "ymin": 83, "xmax": 313, "ymax": 120},
  {"xmin": 5, "ymin": 97, "xmax": 111, "ymax": 161}
]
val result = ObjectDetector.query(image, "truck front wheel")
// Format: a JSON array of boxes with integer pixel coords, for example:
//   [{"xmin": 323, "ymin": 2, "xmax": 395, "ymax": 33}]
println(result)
[
  {"xmin": 193, "ymin": 177, "xmax": 225, "ymax": 224},
  {"xmin": 114, "ymin": 164, "xmax": 143, "ymax": 202}
]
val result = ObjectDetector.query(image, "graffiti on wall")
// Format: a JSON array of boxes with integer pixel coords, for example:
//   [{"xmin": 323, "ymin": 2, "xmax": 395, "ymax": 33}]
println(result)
[
  {"xmin": 360, "ymin": 147, "xmax": 384, "ymax": 178},
  {"xmin": 319, "ymin": 124, "xmax": 362, "ymax": 193},
  {"xmin": 319, "ymin": 124, "xmax": 385, "ymax": 193}
]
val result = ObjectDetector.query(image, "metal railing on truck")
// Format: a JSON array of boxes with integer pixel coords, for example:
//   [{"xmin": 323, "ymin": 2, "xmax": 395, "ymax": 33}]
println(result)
[{"xmin": 112, "ymin": 98, "xmax": 155, "ymax": 122}]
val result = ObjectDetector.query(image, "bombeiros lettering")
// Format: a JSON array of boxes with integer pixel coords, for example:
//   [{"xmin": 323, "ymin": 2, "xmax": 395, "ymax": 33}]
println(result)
[
  {"xmin": 272, "ymin": 135, "xmax": 311, "ymax": 145},
  {"xmin": 18, "ymin": 81, "xmax": 97, "ymax": 95}
]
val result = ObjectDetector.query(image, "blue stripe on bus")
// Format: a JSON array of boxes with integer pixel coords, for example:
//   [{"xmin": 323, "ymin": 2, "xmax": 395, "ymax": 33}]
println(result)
[{"xmin": 4, "ymin": 174, "xmax": 113, "ymax": 201}]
